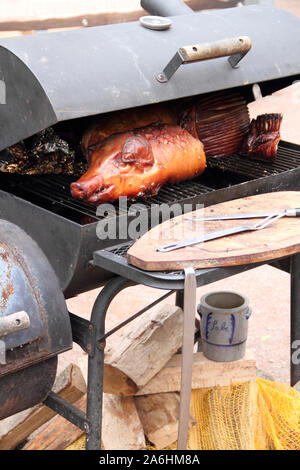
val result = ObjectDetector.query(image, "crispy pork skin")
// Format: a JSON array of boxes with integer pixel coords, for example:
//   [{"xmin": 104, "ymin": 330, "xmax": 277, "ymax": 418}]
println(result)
[
  {"xmin": 240, "ymin": 113, "xmax": 283, "ymax": 162},
  {"xmin": 71, "ymin": 124, "xmax": 206, "ymax": 204}
]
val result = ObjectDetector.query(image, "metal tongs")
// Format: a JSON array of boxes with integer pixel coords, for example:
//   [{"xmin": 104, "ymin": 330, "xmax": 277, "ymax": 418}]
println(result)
[
  {"xmin": 185, "ymin": 207, "xmax": 300, "ymax": 222},
  {"xmin": 157, "ymin": 211, "xmax": 286, "ymax": 253}
]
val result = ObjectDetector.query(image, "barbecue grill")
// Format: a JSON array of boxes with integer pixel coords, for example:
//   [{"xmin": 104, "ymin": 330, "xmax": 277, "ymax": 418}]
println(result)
[{"xmin": 0, "ymin": 0, "xmax": 299, "ymax": 450}]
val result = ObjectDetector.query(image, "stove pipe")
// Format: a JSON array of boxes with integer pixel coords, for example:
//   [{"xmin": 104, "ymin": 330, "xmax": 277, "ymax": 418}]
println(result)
[{"xmin": 141, "ymin": 0, "xmax": 193, "ymax": 17}]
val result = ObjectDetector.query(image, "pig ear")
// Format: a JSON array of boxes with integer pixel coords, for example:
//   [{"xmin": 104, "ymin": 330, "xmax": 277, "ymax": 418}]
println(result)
[{"xmin": 122, "ymin": 135, "xmax": 154, "ymax": 165}]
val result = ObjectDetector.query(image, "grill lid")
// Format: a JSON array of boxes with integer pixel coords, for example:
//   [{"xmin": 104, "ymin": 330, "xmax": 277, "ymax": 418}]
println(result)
[
  {"xmin": 0, "ymin": 219, "xmax": 72, "ymax": 373},
  {"xmin": 0, "ymin": 4, "xmax": 299, "ymax": 150}
]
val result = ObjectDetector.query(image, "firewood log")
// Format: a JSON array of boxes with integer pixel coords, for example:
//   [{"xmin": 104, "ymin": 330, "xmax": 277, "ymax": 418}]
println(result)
[
  {"xmin": 103, "ymin": 303, "xmax": 185, "ymax": 395},
  {"xmin": 102, "ymin": 394, "xmax": 146, "ymax": 450},
  {"xmin": 2, "ymin": 364, "xmax": 86, "ymax": 450},
  {"xmin": 135, "ymin": 350, "xmax": 256, "ymax": 396},
  {"xmin": 135, "ymin": 392, "xmax": 196, "ymax": 449},
  {"xmin": 23, "ymin": 396, "xmax": 86, "ymax": 450}
]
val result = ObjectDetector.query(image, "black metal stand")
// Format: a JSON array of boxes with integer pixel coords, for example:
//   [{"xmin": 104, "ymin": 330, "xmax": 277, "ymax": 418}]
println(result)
[
  {"xmin": 86, "ymin": 277, "xmax": 132, "ymax": 450},
  {"xmin": 43, "ymin": 242, "xmax": 300, "ymax": 450},
  {"xmin": 291, "ymin": 253, "xmax": 300, "ymax": 387}
]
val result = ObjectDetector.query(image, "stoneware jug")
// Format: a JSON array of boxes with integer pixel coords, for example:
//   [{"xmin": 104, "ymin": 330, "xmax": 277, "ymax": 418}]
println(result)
[{"xmin": 198, "ymin": 291, "xmax": 252, "ymax": 362}]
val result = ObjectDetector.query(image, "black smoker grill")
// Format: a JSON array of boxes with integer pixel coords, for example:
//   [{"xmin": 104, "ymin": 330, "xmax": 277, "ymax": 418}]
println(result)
[{"xmin": 0, "ymin": 0, "xmax": 300, "ymax": 450}]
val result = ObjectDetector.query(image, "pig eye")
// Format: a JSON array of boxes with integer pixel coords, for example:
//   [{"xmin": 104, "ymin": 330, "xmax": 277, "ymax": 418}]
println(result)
[
  {"xmin": 119, "ymin": 162, "xmax": 132, "ymax": 172},
  {"xmin": 122, "ymin": 136, "xmax": 154, "ymax": 165},
  {"xmin": 114, "ymin": 152, "xmax": 133, "ymax": 169}
]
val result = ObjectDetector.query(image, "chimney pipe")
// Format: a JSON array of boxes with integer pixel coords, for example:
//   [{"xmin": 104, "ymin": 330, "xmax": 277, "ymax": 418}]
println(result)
[{"xmin": 141, "ymin": 0, "xmax": 193, "ymax": 17}]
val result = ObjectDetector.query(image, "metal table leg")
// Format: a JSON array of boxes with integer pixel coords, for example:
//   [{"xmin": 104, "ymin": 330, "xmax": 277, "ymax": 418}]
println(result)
[
  {"xmin": 86, "ymin": 267, "xmax": 197, "ymax": 450},
  {"xmin": 85, "ymin": 276, "xmax": 133, "ymax": 450},
  {"xmin": 85, "ymin": 277, "xmax": 174, "ymax": 449},
  {"xmin": 290, "ymin": 253, "xmax": 300, "ymax": 387},
  {"xmin": 177, "ymin": 267, "xmax": 197, "ymax": 450}
]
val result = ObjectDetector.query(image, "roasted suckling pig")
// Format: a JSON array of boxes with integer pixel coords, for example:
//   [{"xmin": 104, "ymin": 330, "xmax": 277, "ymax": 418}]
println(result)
[
  {"xmin": 72, "ymin": 91, "xmax": 283, "ymax": 204},
  {"xmin": 70, "ymin": 123, "xmax": 206, "ymax": 204},
  {"xmin": 240, "ymin": 113, "xmax": 283, "ymax": 162}
]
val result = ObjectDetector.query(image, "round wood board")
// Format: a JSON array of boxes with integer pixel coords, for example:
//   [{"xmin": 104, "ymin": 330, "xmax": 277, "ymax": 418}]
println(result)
[{"xmin": 127, "ymin": 191, "xmax": 300, "ymax": 271}]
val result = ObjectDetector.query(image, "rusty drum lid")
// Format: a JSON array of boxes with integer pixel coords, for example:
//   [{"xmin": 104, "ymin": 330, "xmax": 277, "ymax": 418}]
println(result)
[
  {"xmin": 0, "ymin": 244, "xmax": 45, "ymax": 350},
  {"xmin": 0, "ymin": 220, "xmax": 72, "ymax": 355}
]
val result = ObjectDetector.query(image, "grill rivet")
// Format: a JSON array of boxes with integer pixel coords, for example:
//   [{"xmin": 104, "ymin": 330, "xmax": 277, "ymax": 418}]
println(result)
[{"xmin": 84, "ymin": 422, "xmax": 90, "ymax": 432}]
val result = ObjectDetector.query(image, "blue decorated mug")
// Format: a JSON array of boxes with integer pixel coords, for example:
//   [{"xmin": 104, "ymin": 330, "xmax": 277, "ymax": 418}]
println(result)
[{"xmin": 198, "ymin": 291, "xmax": 252, "ymax": 362}]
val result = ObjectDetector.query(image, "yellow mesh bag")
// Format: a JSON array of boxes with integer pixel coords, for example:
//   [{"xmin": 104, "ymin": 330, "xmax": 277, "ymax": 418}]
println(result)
[
  {"xmin": 65, "ymin": 435, "xmax": 86, "ymax": 450},
  {"xmin": 65, "ymin": 378, "xmax": 300, "ymax": 451},
  {"xmin": 255, "ymin": 378, "xmax": 300, "ymax": 450}
]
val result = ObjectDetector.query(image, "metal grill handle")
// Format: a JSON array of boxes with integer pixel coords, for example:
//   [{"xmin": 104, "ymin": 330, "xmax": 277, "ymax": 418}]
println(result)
[
  {"xmin": 156, "ymin": 36, "xmax": 252, "ymax": 82},
  {"xmin": 0, "ymin": 311, "xmax": 30, "ymax": 338}
]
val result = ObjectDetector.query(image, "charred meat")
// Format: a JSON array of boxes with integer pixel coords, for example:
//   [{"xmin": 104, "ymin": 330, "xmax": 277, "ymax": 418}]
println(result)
[
  {"xmin": 179, "ymin": 91, "xmax": 250, "ymax": 158},
  {"xmin": 240, "ymin": 113, "xmax": 283, "ymax": 162},
  {"xmin": 1, "ymin": 128, "xmax": 87, "ymax": 176}
]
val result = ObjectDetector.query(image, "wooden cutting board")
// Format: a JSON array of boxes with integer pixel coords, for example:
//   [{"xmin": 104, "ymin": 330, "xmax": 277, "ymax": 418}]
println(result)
[{"xmin": 127, "ymin": 191, "xmax": 300, "ymax": 271}]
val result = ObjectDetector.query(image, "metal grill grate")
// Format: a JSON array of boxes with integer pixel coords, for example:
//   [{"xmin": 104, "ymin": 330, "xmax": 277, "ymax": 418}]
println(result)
[
  {"xmin": 1, "ymin": 142, "xmax": 299, "ymax": 225},
  {"xmin": 207, "ymin": 144, "xmax": 300, "ymax": 180},
  {"xmin": 0, "ymin": 173, "xmax": 214, "ymax": 224},
  {"xmin": 108, "ymin": 242, "xmax": 132, "ymax": 258},
  {"xmin": 106, "ymin": 240, "xmax": 184, "ymax": 276}
]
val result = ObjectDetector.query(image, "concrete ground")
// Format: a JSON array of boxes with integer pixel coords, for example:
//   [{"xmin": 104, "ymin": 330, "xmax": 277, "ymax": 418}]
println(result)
[{"xmin": 58, "ymin": 0, "xmax": 300, "ymax": 387}]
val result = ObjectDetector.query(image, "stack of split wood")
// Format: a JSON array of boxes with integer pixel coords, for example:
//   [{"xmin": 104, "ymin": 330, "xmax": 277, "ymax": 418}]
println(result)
[
  {"xmin": 3, "ymin": 302, "xmax": 256, "ymax": 450},
  {"xmin": 100, "ymin": 302, "xmax": 256, "ymax": 450}
]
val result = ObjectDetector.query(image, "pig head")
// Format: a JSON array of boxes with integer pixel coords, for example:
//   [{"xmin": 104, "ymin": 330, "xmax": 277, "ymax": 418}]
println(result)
[{"xmin": 70, "ymin": 131, "xmax": 156, "ymax": 204}]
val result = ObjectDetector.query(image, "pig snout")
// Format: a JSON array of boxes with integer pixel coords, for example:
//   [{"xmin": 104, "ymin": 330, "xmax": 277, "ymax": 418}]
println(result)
[{"xmin": 70, "ymin": 174, "xmax": 103, "ymax": 201}]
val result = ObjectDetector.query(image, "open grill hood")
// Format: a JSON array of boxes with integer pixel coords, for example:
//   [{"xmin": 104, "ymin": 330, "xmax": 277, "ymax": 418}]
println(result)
[{"xmin": 0, "ymin": 4, "xmax": 300, "ymax": 151}]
